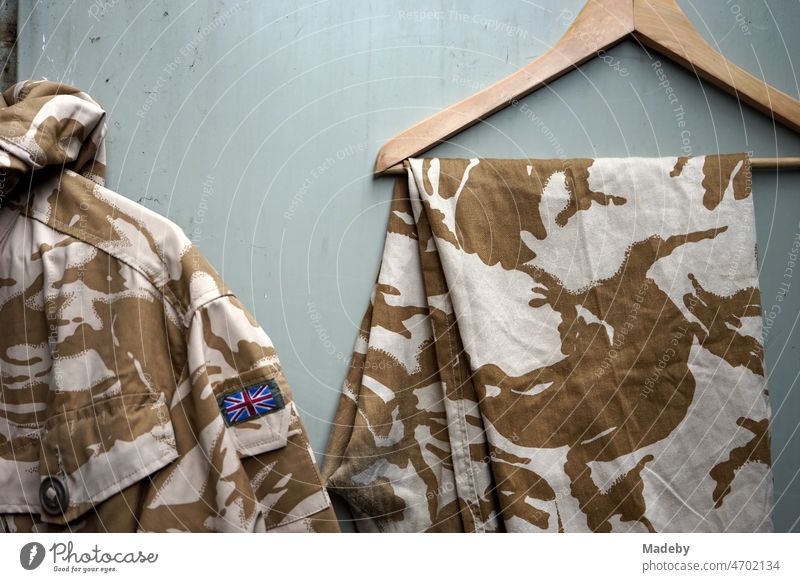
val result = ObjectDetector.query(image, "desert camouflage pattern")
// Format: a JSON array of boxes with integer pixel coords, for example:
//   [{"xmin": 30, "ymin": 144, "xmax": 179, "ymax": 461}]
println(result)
[
  {"xmin": 0, "ymin": 80, "xmax": 338, "ymax": 532},
  {"xmin": 324, "ymin": 156, "xmax": 773, "ymax": 532}
]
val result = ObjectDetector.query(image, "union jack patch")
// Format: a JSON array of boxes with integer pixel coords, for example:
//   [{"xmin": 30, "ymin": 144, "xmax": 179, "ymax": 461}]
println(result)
[{"xmin": 218, "ymin": 379, "xmax": 285, "ymax": 426}]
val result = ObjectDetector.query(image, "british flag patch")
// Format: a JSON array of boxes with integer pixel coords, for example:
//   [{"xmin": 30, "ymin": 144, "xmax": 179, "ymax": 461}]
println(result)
[{"xmin": 219, "ymin": 380, "xmax": 285, "ymax": 426}]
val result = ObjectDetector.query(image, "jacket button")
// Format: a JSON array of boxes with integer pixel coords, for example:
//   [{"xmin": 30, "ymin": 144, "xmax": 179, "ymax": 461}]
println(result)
[{"xmin": 39, "ymin": 477, "xmax": 69, "ymax": 516}]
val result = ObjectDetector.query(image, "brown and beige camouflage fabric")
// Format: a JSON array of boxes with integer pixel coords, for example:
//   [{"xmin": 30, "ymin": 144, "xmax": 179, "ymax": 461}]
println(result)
[
  {"xmin": 0, "ymin": 80, "xmax": 338, "ymax": 532},
  {"xmin": 324, "ymin": 156, "xmax": 773, "ymax": 533}
]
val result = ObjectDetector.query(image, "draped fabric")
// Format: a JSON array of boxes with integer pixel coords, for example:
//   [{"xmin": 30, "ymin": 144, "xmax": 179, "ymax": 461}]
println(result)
[{"xmin": 324, "ymin": 155, "xmax": 773, "ymax": 533}]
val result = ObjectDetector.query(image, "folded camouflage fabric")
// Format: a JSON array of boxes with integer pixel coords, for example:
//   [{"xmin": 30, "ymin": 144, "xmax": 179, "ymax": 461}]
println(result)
[
  {"xmin": 324, "ymin": 156, "xmax": 773, "ymax": 533},
  {"xmin": 0, "ymin": 80, "xmax": 338, "ymax": 532}
]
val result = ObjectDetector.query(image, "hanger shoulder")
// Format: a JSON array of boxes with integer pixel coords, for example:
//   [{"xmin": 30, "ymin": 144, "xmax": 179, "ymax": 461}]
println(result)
[
  {"xmin": 375, "ymin": 0, "xmax": 800, "ymax": 175},
  {"xmin": 374, "ymin": 0, "xmax": 634, "ymax": 174},
  {"xmin": 633, "ymin": 0, "xmax": 800, "ymax": 132}
]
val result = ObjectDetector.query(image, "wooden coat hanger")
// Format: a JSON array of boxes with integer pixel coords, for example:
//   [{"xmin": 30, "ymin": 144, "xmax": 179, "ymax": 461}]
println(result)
[{"xmin": 376, "ymin": 0, "xmax": 800, "ymax": 175}]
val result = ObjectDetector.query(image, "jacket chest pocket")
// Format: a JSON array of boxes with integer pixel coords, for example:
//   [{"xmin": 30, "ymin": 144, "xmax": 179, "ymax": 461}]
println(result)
[{"xmin": 0, "ymin": 392, "xmax": 179, "ymax": 526}]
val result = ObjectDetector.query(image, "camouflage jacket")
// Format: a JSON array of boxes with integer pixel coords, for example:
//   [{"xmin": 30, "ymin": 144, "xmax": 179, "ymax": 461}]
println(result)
[
  {"xmin": 324, "ymin": 156, "xmax": 773, "ymax": 533},
  {"xmin": 0, "ymin": 80, "xmax": 338, "ymax": 532}
]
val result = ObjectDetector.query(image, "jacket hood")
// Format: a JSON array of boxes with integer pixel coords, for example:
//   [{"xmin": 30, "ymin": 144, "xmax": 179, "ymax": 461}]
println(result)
[{"xmin": 0, "ymin": 80, "xmax": 107, "ymax": 202}]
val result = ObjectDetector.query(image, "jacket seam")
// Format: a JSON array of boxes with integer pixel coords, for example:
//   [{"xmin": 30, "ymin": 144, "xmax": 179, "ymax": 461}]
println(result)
[
  {"xmin": 0, "ymin": 135, "xmax": 37, "ymax": 160},
  {"xmin": 264, "ymin": 404, "xmax": 331, "ymax": 529},
  {"xmin": 184, "ymin": 289, "xmax": 237, "ymax": 329},
  {"xmin": 263, "ymin": 490, "xmax": 332, "ymax": 531},
  {"xmin": 20, "ymin": 207, "xmax": 218, "ymax": 329}
]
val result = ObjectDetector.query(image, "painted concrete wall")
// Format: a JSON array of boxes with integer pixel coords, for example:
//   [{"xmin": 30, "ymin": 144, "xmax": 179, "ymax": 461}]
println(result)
[{"xmin": 15, "ymin": 0, "xmax": 800, "ymax": 531}]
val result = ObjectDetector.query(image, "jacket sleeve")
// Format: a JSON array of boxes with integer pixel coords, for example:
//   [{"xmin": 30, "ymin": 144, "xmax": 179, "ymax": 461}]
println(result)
[{"xmin": 186, "ymin": 293, "xmax": 340, "ymax": 532}]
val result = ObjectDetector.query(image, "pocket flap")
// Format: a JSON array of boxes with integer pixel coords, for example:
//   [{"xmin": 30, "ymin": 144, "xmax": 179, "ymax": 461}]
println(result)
[{"xmin": 37, "ymin": 392, "xmax": 178, "ymax": 525}]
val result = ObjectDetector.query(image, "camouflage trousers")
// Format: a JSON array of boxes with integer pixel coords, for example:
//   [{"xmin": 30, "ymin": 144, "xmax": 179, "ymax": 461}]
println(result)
[{"xmin": 324, "ymin": 156, "xmax": 774, "ymax": 533}]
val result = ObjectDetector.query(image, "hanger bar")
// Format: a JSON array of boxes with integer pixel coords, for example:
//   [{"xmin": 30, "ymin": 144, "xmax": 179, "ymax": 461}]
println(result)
[
  {"xmin": 375, "ymin": 0, "xmax": 800, "ymax": 176},
  {"xmin": 382, "ymin": 156, "xmax": 800, "ymax": 175},
  {"xmin": 751, "ymin": 156, "xmax": 800, "ymax": 169}
]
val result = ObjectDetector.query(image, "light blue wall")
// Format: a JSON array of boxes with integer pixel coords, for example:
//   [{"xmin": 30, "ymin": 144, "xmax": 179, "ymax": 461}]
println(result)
[{"xmin": 16, "ymin": 0, "xmax": 800, "ymax": 532}]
